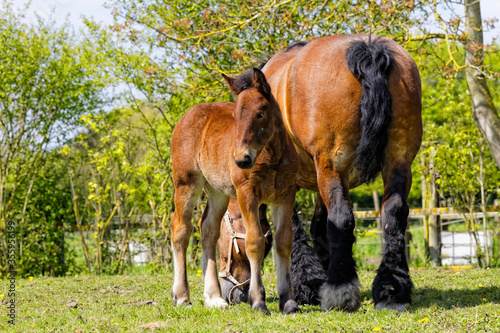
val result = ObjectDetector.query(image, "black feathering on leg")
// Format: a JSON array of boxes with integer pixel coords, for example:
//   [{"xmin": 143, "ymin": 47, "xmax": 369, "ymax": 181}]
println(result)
[
  {"xmin": 290, "ymin": 210, "xmax": 327, "ymax": 305},
  {"xmin": 326, "ymin": 199, "xmax": 357, "ymax": 287},
  {"xmin": 316, "ymin": 178, "xmax": 361, "ymax": 312},
  {"xmin": 372, "ymin": 192, "xmax": 413, "ymax": 306},
  {"xmin": 310, "ymin": 198, "xmax": 330, "ymax": 272}
]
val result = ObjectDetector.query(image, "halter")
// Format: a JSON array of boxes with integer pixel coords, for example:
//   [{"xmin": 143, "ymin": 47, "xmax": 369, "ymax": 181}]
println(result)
[{"xmin": 218, "ymin": 210, "xmax": 271, "ymax": 304}]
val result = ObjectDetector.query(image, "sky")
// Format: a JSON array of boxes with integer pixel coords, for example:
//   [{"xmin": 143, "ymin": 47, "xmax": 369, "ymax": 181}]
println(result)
[
  {"xmin": 17, "ymin": 0, "xmax": 114, "ymax": 27},
  {"xmin": 15, "ymin": 0, "xmax": 500, "ymax": 44}
]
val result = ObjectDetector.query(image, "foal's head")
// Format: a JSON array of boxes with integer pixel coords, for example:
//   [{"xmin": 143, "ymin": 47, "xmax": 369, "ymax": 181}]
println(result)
[{"xmin": 223, "ymin": 68, "xmax": 278, "ymax": 169}]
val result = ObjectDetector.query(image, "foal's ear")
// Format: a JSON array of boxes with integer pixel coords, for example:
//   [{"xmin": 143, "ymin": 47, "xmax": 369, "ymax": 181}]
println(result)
[
  {"xmin": 252, "ymin": 68, "xmax": 271, "ymax": 99},
  {"xmin": 222, "ymin": 74, "xmax": 240, "ymax": 95}
]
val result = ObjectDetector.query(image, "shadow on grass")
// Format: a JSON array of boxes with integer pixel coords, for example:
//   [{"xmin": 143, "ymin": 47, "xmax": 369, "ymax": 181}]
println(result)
[
  {"xmin": 263, "ymin": 295, "xmax": 322, "ymax": 313},
  {"xmin": 236, "ymin": 287, "xmax": 498, "ymax": 315},
  {"xmin": 410, "ymin": 286, "xmax": 500, "ymax": 309},
  {"xmin": 361, "ymin": 286, "xmax": 500, "ymax": 311}
]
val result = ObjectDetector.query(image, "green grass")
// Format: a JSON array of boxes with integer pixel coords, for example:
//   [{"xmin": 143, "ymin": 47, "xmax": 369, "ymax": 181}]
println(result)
[{"xmin": 3, "ymin": 267, "xmax": 500, "ymax": 332}]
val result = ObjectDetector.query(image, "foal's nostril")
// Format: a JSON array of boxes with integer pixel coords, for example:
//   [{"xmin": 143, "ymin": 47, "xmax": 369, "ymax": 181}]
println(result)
[{"xmin": 232, "ymin": 287, "xmax": 248, "ymax": 304}]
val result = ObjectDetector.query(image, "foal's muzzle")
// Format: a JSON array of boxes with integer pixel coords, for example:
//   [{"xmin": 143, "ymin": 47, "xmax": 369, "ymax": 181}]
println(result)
[
  {"xmin": 220, "ymin": 277, "xmax": 249, "ymax": 304},
  {"xmin": 233, "ymin": 154, "xmax": 254, "ymax": 169}
]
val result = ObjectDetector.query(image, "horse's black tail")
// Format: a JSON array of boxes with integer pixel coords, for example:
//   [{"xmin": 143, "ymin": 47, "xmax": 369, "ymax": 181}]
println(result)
[{"xmin": 346, "ymin": 38, "xmax": 393, "ymax": 184}]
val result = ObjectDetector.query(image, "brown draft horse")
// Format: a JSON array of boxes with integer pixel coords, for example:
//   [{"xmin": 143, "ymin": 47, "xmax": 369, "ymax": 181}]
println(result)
[
  {"xmin": 170, "ymin": 68, "xmax": 299, "ymax": 314},
  {"xmin": 257, "ymin": 34, "xmax": 423, "ymax": 311}
]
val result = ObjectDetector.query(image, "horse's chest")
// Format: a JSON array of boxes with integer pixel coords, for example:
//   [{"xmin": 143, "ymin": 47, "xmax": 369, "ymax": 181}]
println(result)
[{"xmin": 256, "ymin": 168, "xmax": 292, "ymax": 202}]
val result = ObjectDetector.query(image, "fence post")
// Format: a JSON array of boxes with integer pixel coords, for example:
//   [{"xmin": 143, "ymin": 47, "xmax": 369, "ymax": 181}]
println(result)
[
  {"xmin": 428, "ymin": 175, "xmax": 441, "ymax": 267},
  {"xmin": 372, "ymin": 190, "xmax": 383, "ymax": 254},
  {"xmin": 405, "ymin": 230, "xmax": 411, "ymax": 265},
  {"xmin": 495, "ymin": 199, "xmax": 499, "ymax": 260},
  {"xmin": 421, "ymin": 147, "xmax": 442, "ymax": 266}
]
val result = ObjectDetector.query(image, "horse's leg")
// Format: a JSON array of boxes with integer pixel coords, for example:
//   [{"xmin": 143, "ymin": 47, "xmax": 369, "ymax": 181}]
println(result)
[
  {"xmin": 310, "ymin": 194, "xmax": 330, "ymax": 271},
  {"xmin": 373, "ymin": 161, "xmax": 413, "ymax": 311},
  {"xmin": 171, "ymin": 177, "xmax": 204, "ymax": 306},
  {"xmin": 316, "ymin": 168, "xmax": 361, "ymax": 312},
  {"xmin": 270, "ymin": 192, "xmax": 300, "ymax": 315},
  {"xmin": 237, "ymin": 188, "xmax": 269, "ymax": 314},
  {"xmin": 200, "ymin": 187, "xmax": 230, "ymax": 309}
]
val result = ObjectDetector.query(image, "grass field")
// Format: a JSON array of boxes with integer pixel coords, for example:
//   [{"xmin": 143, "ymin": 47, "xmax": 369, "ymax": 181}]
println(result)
[{"xmin": 2, "ymin": 267, "xmax": 500, "ymax": 332}]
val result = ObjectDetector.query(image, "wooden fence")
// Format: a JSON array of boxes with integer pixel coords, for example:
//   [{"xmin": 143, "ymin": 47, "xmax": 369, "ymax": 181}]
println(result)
[
  {"xmin": 72, "ymin": 204, "xmax": 499, "ymax": 266},
  {"xmin": 353, "ymin": 204, "xmax": 500, "ymax": 266}
]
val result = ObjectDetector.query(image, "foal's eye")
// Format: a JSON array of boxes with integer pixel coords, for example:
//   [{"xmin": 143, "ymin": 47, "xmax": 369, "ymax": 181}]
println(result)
[{"xmin": 256, "ymin": 112, "xmax": 265, "ymax": 119}]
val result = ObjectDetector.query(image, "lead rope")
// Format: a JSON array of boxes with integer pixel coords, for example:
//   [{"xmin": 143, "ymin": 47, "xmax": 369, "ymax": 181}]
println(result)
[
  {"xmin": 228, "ymin": 279, "xmax": 251, "ymax": 304},
  {"xmin": 219, "ymin": 212, "xmax": 245, "ymax": 284}
]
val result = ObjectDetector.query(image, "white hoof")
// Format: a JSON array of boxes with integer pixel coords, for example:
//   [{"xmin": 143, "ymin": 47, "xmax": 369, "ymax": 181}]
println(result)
[
  {"xmin": 205, "ymin": 297, "xmax": 229, "ymax": 309},
  {"xmin": 375, "ymin": 301, "xmax": 410, "ymax": 312},
  {"xmin": 320, "ymin": 280, "xmax": 362, "ymax": 311},
  {"xmin": 171, "ymin": 289, "xmax": 190, "ymax": 306},
  {"xmin": 173, "ymin": 298, "xmax": 190, "ymax": 306}
]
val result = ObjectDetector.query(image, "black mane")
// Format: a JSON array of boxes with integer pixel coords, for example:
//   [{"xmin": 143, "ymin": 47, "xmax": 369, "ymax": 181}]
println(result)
[
  {"xmin": 256, "ymin": 61, "xmax": 267, "ymax": 70},
  {"xmin": 285, "ymin": 41, "xmax": 308, "ymax": 52},
  {"xmin": 233, "ymin": 69, "xmax": 256, "ymax": 93}
]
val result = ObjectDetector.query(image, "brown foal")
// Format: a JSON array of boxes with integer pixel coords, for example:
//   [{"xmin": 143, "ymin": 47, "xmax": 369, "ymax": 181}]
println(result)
[{"xmin": 170, "ymin": 68, "xmax": 299, "ymax": 314}]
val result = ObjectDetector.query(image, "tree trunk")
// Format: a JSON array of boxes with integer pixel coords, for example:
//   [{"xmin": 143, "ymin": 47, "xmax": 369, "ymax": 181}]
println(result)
[{"xmin": 464, "ymin": 0, "xmax": 500, "ymax": 169}]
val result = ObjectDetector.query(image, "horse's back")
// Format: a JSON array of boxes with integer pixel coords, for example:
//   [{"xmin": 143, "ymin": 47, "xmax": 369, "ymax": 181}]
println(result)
[
  {"xmin": 172, "ymin": 101, "xmax": 233, "ymax": 160},
  {"xmin": 172, "ymin": 101, "xmax": 235, "ymax": 191},
  {"xmin": 175, "ymin": 101, "xmax": 233, "ymax": 130}
]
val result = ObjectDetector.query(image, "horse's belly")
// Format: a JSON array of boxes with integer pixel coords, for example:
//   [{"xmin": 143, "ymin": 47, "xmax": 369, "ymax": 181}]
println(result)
[
  {"xmin": 295, "ymin": 147, "xmax": 318, "ymax": 191},
  {"xmin": 199, "ymin": 162, "xmax": 236, "ymax": 197},
  {"xmin": 208, "ymin": 175, "xmax": 236, "ymax": 197}
]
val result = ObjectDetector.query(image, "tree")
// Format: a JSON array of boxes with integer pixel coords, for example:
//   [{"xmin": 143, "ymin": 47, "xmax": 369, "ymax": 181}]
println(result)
[
  {"xmin": 63, "ymin": 109, "xmax": 154, "ymax": 274},
  {"xmin": 463, "ymin": 0, "xmax": 500, "ymax": 168},
  {"xmin": 414, "ymin": 0, "xmax": 500, "ymax": 169},
  {"xmin": 0, "ymin": 1, "xmax": 112, "ymax": 275},
  {"xmin": 423, "ymin": 85, "xmax": 500, "ymax": 268},
  {"xmin": 18, "ymin": 152, "xmax": 76, "ymax": 277},
  {"xmin": 107, "ymin": 0, "xmax": 423, "ymax": 97}
]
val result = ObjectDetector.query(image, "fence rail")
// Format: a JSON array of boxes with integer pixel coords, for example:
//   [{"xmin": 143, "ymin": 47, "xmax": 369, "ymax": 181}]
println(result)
[
  {"xmin": 70, "ymin": 205, "xmax": 499, "ymax": 266},
  {"xmin": 353, "ymin": 205, "xmax": 500, "ymax": 219},
  {"xmin": 354, "ymin": 205, "xmax": 499, "ymax": 267}
]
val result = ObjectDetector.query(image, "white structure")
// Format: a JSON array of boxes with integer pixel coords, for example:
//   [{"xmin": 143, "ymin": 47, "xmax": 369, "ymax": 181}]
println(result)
[{"xmin": 441, "ymin": 231, "xmax": 493, "ymax": 266}]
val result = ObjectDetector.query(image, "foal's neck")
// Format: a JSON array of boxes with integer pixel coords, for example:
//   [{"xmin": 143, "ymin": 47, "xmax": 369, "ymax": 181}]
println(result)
[{"xmin": 266, "ymin": 101, "xmax": 290, "ymax": 156}]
